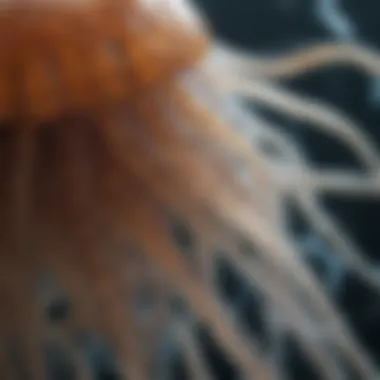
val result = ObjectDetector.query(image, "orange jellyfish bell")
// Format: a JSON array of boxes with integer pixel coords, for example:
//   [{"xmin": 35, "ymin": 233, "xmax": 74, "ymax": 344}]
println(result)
[{"xmin": 0, "ymin": 0, "xmax": 208, "ymax": 124}]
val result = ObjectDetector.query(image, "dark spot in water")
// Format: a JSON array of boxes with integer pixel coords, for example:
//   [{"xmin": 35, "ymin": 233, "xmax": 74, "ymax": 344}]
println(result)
[
  {"xmin": 46, "ymin": 297, "xmax": 70, "ymax": 323},
  {"xmin": 171, "ymin": 219, "xmax": 196, "ymax": 256},
  {"xmin": 214, "ymin": 253, "xmax": 246, "ymax": 304}
]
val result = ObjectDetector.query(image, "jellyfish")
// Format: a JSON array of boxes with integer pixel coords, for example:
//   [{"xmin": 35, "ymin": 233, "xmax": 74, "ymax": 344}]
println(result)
[{"xmin": 0, "ymin": 0, "xmax": 380, "ymax": 379}]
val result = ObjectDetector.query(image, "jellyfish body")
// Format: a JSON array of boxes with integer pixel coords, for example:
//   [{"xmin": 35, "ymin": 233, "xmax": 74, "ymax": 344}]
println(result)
[{"xmin": 0, "ymin": 1, "xmax": 380, "ymax": 379}]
